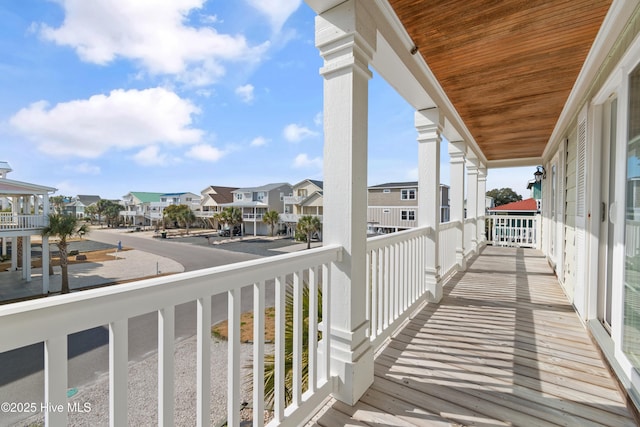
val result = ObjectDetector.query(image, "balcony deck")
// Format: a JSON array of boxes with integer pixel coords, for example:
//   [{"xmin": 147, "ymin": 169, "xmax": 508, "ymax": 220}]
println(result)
[{"xmin": 309, "ymin": 246, "xmax": 638, "ymax": 426}]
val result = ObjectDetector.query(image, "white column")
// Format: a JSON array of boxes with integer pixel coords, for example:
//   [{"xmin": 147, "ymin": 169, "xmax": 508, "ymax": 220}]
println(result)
[
  {"xmin": 24, "ymin": 235, "xmax": 31, "ymax": 282},
  {"xmin": 317, "ymin": 0, "xmax": 375, "ymax": 405},
  {"xmin": 11, "ymin": 237, "xmax": 17, "ymax": 271},
  {"xmin": 42, "ymin": 195, "xmax": 50, "ymax": 293},
  {"xmin": 449, "ymin": 141, "xmax": 466, "ymax": 270},
  {"xmin": 466, "ymin": 158, "xmax": 479, "ymax": 253},
  {"xmin": 477, "ymin": 166, "xmax": 487, "ymax": 246},
  {"xmin": 416, "ymin": 108, "xmax": 442, "ymax": 302}
]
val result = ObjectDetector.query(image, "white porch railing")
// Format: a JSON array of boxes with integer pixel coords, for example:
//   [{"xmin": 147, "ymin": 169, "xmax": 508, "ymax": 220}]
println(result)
[
  {"xmin": 365, "ymin": 226, "xmax": 430, "ymax": 349},
  {"xmin": 0, "ymin": 245, "xmax": 341, "ymax": 427},
  {"xmin": 439, "ymin": 221, "xmax": 459, "ymax": 280},
  {"xmin": 464, "ymin": 218, "xmax": 474, "ymax": 257},
  {"xmin": 488, "ymin": 214, "xmax": 540, "ymax": 248},
  {"xmin": 0, "ymin": 213, "xmax": 46, "ymax": 231}
]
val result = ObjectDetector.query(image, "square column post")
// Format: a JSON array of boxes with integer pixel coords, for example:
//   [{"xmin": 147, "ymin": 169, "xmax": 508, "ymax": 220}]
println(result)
[
  {"xmin": 466, "ymin": 157, "xmax": 479, "ymax": 254},
  {"xmin": 448, "ymin": 141, "xmax": 466, "ymax": 270},
  {"xmin": 477, "ymin": 166, "xmax": 487, "ymax": 246},
  {"xmin": 416, "ymin": 108, "xmax": 442, "ymax": 303},
  {"xmin": 316, "ymin": 0, "xmax": 375, "ymax": 405},
  {"xmin": 42, "ymin": 194, "xmax": 50, "ymax": 293}
]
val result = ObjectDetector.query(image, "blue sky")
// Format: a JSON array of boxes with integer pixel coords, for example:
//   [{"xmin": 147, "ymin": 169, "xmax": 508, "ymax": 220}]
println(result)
[{"xmin": 0, "ymin": 0, "xmax": 534, "ymax": 200}]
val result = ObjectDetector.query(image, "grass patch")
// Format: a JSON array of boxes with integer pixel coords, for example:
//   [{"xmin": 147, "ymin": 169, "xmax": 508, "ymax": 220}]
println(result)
[{"xmin": 212, "ymin": 307, "xmax": 276, "ymax": 343}]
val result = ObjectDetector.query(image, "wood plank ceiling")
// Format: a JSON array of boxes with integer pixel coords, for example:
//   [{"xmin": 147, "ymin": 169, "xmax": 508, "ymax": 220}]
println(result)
[{"xmin": 387, "ymin": 0, "xmax": 612, "ymax": 161}]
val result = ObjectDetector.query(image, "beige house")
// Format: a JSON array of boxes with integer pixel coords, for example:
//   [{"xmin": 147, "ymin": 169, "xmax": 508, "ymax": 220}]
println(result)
[{"xmin": 367, "ymin": 181, "xmax": 450, "ymax": 233}]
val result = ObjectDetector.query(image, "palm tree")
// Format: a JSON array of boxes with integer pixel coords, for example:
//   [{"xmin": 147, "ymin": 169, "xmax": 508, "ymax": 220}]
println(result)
[
  {"xmin": 41, "ymin": 213, "xmax": 89, "ymax": 294},
  {"xmin": 258, "ymin": 283, "xmax": 322, "ymax": 408},
  {"xmin": 225, "ymin": 207, "xmax": 243, "ymax": 238},
  {"xmin": 296, "ymin": 215, "xmax": 321, "ymax": 249},
  {"xmin": 262, "ymin": 210, "xmax": 280, "ymax": 237}
]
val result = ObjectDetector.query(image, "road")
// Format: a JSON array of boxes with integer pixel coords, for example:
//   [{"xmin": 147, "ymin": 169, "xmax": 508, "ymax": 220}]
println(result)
[{"xmin": 0, "ymin": 229, "xmax": 279, "ymax": 426}]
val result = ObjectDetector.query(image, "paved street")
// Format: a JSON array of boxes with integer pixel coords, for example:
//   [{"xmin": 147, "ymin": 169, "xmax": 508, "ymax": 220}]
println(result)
[{"xmin": 0, "ymin": 228, "xmax": 301, "ymax": 426}]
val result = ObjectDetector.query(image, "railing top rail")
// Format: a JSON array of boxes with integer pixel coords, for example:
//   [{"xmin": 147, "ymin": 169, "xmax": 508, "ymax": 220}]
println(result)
[
  {"xmin": 367, "ymin": 225, "xmax": 431, "ymax": 251},
  {"xmin": 0, "ymin": 244, "xmax": 342, "ymax": 352},
  {"xmin": 439, "ymin": 220, "xmax": 461, "ymax": 230},
  {"xmin": 489, "ymin": 214, "xmax": 539, "ymax": 220}
]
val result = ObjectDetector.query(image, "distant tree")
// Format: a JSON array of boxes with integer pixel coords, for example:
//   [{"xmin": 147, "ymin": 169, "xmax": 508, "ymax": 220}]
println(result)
[
  {"xmin": 163, "ymin": 204, "xmax": 196, "ymax": 234},
  {"xmin": 41, "ymin": 214, "xmax": 89, "ymax": 294},
  {"xmin": 84, "ymin": 205, "xmax": 98, "ymax": 224},
  {"xmin": 103, "ymin": 201, "xmax": 124, "ymax": 228},
  {"xmin": 226, "ymin": 207, "xmax": 243, "ymax": 237},
  {"xmin": 262, "ymin": 210, "xmax": 280, "ymax": 236},
  {"xmin": 49, "ymin": 195, "xmax": 68, "ymax": 214},
  {"xmin": 296, "ymin": 215, "xmax": 321, "ymax": 249},
  {"xmin": 96, "ymin": 199, "xmax": 112, "ymax": 227},
  {"xmin": 486, "ymin": 188, "xmax": 523, "ymax": 207}
]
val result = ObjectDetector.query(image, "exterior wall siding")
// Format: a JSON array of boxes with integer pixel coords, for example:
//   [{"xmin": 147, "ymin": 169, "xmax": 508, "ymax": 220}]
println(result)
[
  {"xmin": 368, "ymin": 188, "xmax": 417, "ymax": 206},
  {"xmin": 367, "ymin": 206, "xmax": 418, "ymax": 229},
  {"xmin": 563, "ymin": 126, "xmax": 578, "ymax": 301}
]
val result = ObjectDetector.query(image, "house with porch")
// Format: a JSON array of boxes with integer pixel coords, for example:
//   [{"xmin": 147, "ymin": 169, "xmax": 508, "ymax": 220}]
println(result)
[
  {"xmin": 3, "ymin": 1, "xmax": 640, "ymax": 426},
  {"xmin": 223, "ymin": 183, "xmax": 293, "ymax": 236},
  {"xmin": 63, "ymin": 195, "xmax": 100, "ymax": 219},
  {"xmin": 281, "ymin": 179, "xmax": 323, "ymax": 233},
  {"xmin": 0, "ymin": 162, "xmax": 55, "ymax": 294},
  {"xmin": 367, "ymin": 181, "xmax": 450, "ymax": 234}
]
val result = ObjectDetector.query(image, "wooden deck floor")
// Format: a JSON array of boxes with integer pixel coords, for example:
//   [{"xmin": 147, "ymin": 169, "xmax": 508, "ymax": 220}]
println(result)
[{"xmin": 309, "ymin": 246, "xmax": 638, "ymax": 426}]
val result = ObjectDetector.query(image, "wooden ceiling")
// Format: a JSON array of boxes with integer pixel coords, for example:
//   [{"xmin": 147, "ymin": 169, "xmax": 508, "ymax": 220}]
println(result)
[{"xmin": 388, "ymin": 0, "xmax": 612, "ymax": 161}]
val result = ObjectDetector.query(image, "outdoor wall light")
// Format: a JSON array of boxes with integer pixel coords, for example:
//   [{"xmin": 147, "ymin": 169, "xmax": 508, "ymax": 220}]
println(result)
[{"xmin": 534, "ymin": 165, "xmax": 546, "ymax": 182}]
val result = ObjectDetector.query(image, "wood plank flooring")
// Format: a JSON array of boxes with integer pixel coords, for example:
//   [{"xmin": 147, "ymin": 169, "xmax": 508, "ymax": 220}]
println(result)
[{"xmin": 308, "ymin": 246, "xmax": 638, "ymax": 426}]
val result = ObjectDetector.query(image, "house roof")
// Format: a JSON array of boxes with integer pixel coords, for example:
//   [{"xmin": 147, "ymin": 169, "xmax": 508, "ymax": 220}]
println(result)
[
  {"xmin": 488, "ymin": 198, "xmax": 538, "ymax": 212},
  {"xmin": 202, "ymin": 186, "xmax": 237, "ymax": 204},
  {"xmin": 125, "ymin": 192, "xmax": 164, "ymax": 203},
  {"xmin": 233, "ymin": 182, "xmax": 291, "ymax": 193},
  {"xmin": 0, "ymin": 178, "xmax": 56, "ymax": 195},
  {"xmin": 76, "ymin": 195, "xmax": 101, "ymax": 206}
]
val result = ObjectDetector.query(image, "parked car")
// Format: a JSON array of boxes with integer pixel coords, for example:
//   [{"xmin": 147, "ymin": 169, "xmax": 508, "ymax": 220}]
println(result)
[{"xmin": 218, "ymin": 226, "xmax": 241, "ymax": 237}]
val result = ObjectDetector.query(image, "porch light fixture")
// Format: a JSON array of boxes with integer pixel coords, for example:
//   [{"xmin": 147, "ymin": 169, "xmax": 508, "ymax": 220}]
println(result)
[
  {"xmin": 534, "ymin": 166, "xmax": 546, "ymax": 182},
  {"xmin": 410, "ymin": 45, "xmax": 419, "ymax": 55}
]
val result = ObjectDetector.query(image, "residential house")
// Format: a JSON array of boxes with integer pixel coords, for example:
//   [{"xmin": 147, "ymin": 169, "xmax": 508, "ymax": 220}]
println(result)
[
  {"xmin": 4, "ymin": 2, "xmax": 640, "ymax": 426},
  {"xmin": 367, "ymin": 181, "xmax": 450, "ymax": 233},
  {"xmin": 198, "ymin": 186, "xmax": 238, "ymax": 215},
  {"xmin": 224, "ymin": 183, "xmax": 292, "ymax": 236},
  {"xmin": 487, "ymin": 198, "xmax": 541, "ymax": 248},
  {"xmin": 64, "ymin": 195, "xmax": 100, "ymax": 219},
  {"xmin": 121, "ymin": 191, "xmax": 201, "ymax": 228},
  {"xmin": 281, "ymin": 179, "xmax": 323, "ymax": 234},
  {"xmin": 0, "ymin": 161, "xmax": 56, "ymax": 293},
  {"xmin": 121, "ymin": 192, "xmax": 163, "ymax": 227}
]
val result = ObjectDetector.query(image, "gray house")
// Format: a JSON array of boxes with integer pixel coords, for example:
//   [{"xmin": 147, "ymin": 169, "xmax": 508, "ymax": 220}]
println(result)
[{"xmin": 223, "ymin": 182, "xmax": 293, "ymax": 236}]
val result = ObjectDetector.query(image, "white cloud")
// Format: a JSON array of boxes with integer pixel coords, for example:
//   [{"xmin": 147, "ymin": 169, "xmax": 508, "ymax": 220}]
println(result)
[
  {"xmin": 235, "ymin": 84, "xmax": 255, "ymax": 104},
  {"xmin": 250, "ymin": 136, "xmax": 269, "ymax": 147},
  {"xmin": 293, "ymin": 153, "xmax": 322, "ymax": 170},
  {"xmin": 65, "ymin": 162, "xmax": 101, "ymax": 175},
  {"xmin": 246, "ymin": 0, "xmax": 301, "ymax": 33},
  {"xmin": 133, "ymin": 145, "xmax": 168, "ymax": 166},
  {"xmin": 10, "ymin": 87, "xmax": 203, "ymax": 158},
  {"xmin": 313, "ymin": 112, "xmax": 323, "ymax": 127},
  {"xmin": 54, "ymin": 180, "xmax": 80, "ymax": 196},
  {"xmin": 39, "ymin": 0, "xmax": 270, "ymax": 86},
  {"xmin": 185, "ymin": 144, "xmax": 226, "ymax": 162},
  {"xmin": 283, "ymin": 123, "xmax": 318, "ymax": 142}
]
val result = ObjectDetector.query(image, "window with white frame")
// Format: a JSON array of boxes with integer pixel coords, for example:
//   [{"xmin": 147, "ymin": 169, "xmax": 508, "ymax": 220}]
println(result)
[
  {"xmin": 401, "ymin": 210, "xmax": 415, "ymax": 221},
  {"xmin": 401, "ymin": 189, "xmax": 416, "ymax": 200},
  {"xmin": 235, "ymin": 193, "xmax": 242, "ymax": 201},
  {"xmin": 383, "ymin": 189, "xmax": 390, "ymax": 193}
]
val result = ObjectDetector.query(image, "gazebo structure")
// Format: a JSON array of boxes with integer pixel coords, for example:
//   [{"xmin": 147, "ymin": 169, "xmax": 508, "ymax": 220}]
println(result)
[{"xmin": 0, "ymin": 162, "xmax": 56, "ymax": 293}]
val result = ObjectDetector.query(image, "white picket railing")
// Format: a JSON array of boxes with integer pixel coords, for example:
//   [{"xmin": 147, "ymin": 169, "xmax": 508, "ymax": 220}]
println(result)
[
  {"xmin": 0, "ymin": 213, "xmax": 46, "ymax": 231},
  {"xmin": 365, "ymin": 226, "xmax": 430, "ymax": 349},
  {"xmin": 439, "ymin": 221, "xmax": 459, "ymax": 280},
  {"xmin": 0, "ymin": 245, "xmax": 341, "ymax": 427},
  {"xmin": 488, "ymin": 215, "xmax": 540, "ymax": 248},
  {"xmin": 464, "ymin": 218, "xmax": 474, "ymax": 257}
]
